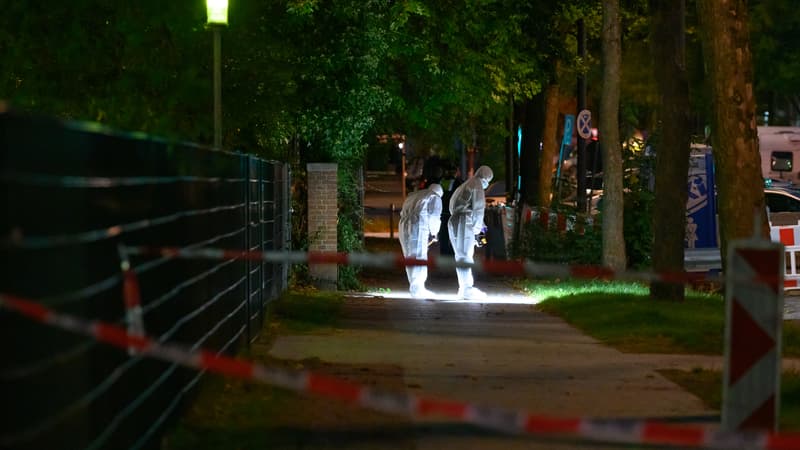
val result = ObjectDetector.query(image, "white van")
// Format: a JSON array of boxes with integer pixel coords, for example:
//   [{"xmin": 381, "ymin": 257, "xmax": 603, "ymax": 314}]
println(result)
[{"xmin": 759, "ymin": 126, "xmax": 800, "ymax": 183}]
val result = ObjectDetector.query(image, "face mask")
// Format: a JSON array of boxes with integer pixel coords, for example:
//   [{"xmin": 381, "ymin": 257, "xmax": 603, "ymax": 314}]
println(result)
[{"xmin": 481, "ymin": 178, "xmax": 489, "ymax": 189}]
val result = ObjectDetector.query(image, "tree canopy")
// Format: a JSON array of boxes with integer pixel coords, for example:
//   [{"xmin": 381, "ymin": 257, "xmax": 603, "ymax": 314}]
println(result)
[
  {"xmin": 4, "ymin": 1, "xmax": 797, "ymax": 159},
  {"xmin": 3, "ymin": 0, "xmax": 799, "ymax": 280}
]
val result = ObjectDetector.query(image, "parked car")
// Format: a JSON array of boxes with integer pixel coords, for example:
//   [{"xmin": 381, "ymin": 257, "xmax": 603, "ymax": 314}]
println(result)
[
  {"xmin": 485, "ymin": 181, "xmax": 507, "ymax": 206},
  {"xmin": 765, "ymin": 187, "xmax": 800, "ymax": 213},
  {"xmin": 765, "ymin": 186, "xmax": 800, "ymax": 226}
]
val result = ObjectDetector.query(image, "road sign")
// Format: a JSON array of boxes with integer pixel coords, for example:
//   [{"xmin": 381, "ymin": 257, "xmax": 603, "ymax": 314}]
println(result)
[
  {"xmin": 722, "ymin": 239, "xmax": 783, "ymax": 432},
  {"xmin": 577, "ymin": 109, "xmax": 592, "ymax": 139}
]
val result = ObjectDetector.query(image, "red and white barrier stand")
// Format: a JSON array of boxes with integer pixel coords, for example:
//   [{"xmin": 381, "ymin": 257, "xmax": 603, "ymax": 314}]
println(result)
[
  {"xmin": 723, "ymin": 238, "xmax": 784, "ymax": 431},
  {"xmin": 769, "ymin": 223, "xmax": 800, "ymax": 290},
  {"xmin": 118, "ymin": 244, "xmax": 144, "ymax": 355}
]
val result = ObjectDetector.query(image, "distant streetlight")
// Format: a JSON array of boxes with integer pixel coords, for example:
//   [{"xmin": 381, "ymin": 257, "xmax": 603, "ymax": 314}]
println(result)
[
  {"xmin": 399, "ymin": 141, "xmax": 407, "ymax": 201},
  {"xmin": 206, "ymin": 0, "xmax": 228, "ymax": 150}
]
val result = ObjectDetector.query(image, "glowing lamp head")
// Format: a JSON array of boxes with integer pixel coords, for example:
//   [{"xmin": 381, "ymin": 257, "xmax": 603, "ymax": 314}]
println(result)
[{"xmin": 206, "ymin": 0, "xmax": 229, "ymax": 25}]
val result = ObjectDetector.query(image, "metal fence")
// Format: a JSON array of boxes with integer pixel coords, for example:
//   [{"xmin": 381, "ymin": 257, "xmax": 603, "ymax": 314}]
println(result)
[{"xmin": 0, "ymin": 112, "xmax": 291, "ymax": 450}]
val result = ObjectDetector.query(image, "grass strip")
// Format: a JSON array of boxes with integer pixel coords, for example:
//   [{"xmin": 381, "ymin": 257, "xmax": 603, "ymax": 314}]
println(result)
[
  {"xmin": 659, "ymin": 368, "xmax": 800, "ymax": 431},
  {"xmin": 524, "ymin": 280, "xmax": 800, "ymax": 356},
  {"xmin": 527, "ymin": 279, "xmax": 800, "ymax": 431},
  {"xmin": 268, "ymin": 288, "xmax": 346, "ymax": 334}
]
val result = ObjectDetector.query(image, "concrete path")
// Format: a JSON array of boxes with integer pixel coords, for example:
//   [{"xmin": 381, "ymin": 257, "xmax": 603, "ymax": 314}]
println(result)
[{"xmin": 268, "ymin": 268, "xmax": 728, "ymax": 449}]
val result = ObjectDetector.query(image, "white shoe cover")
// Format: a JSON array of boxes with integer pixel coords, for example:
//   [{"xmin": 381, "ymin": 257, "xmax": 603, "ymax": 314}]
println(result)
[
  {"xmin": 410, "ymin": 287, "xmax": 436, "ymax": 299},
  {"xmin": 461, "ymin": 287, "xmax": 487, "ymax": 300}
]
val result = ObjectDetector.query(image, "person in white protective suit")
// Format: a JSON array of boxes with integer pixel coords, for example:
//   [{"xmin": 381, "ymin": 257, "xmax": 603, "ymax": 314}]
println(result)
[
  {"xmin": 448, "ymin": 165, "xmax": 493, "ymax": 300},
  {"xmin": 399, "ymin": 183, "xmax": 444, "ymax": 298}
]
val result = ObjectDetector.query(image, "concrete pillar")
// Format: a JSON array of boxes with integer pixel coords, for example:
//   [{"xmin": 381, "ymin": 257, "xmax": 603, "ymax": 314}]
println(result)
[{"xmin": 307, "ymin": 163, "xmax": 338, "ymax": 289}]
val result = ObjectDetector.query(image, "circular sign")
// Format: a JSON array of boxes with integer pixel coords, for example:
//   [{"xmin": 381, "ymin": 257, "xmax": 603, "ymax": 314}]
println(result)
[{"xmin": 577, "ymin": 109, "xmax": 592, "ymax": 139}]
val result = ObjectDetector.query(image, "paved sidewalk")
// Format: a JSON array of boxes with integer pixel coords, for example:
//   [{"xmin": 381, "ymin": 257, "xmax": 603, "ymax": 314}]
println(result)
[{"xmin": 267, "ymin": 266, "xmax": 725, "ymax": 449}]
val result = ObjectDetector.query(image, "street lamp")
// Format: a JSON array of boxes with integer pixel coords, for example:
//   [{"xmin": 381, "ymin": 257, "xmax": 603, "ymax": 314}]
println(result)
[
  {"xmin": 206, "ymin": 0, "xmax": 228, "ymax": 150},
  {"xmin": 399, "ymin": 141, "xmax": 406, "ymax": 201}
]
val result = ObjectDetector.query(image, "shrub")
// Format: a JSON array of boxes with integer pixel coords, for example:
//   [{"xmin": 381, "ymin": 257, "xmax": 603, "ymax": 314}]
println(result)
[
  {"xmin": 510, "ymin": 187, "xmax": 653, "ymax": 269},
  {"xmin": 510, "ymin": 218, "xmax": 602, "ymax": 265}
]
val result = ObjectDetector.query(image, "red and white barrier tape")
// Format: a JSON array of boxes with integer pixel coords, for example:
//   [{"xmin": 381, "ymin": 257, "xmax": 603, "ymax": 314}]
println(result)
[
  {"xmin": 124, "ymin": 246, "xmax": 730, "ymax": 287},
  {"xmin": 522, "ymin": 205, "xmax": 595, "ymax": 234},
  {"xmin": 3, "ymin": 293, "xmax": 799, "ymax": 449}
]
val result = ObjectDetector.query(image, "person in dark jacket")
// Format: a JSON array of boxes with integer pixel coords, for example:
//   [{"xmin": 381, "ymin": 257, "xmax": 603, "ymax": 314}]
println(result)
[{"xmin": 438, "ymin": 164, "xmax": 462, "ymax": 255}]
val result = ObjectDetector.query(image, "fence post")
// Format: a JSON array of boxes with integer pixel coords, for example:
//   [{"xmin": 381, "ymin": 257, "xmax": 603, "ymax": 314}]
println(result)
[
  {"xmin": 264, "ymin": 161, "xmax": 282, "ymax": 298},
  {"xmin": 722, "ymin": 238, "xmax": 783, "ymax": 431},
  {"xmin": 257, "ymin": 159, "xmax": 265, "ymax": 325},
  {"xmin": 251, "ymin": 156, "xmax": 263, "ymax": 336},
  {"xmin": 283, "ymin": 163, "xmax": 291, "ymax": 290},
  {"xmin": 243, "ymin": 155, "xmax": 251, "ymax": 347},
  {"xmin": 273, "ymin": 162, "xmax": 280, "ymax": 297},
  {"xmin": 307, "ymin": 163, "xmax": 338, "ymax": 289}
]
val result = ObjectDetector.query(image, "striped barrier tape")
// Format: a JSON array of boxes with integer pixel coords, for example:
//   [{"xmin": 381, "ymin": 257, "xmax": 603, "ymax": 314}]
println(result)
[
  {"xmin": 2, "ymin": 292, "xmax": 800, "ymax": 449},
  {"xmin": 521, "ymin": 205, "xmax": 595, "ymax": 234},
  {"xmin": 124, "ymin": 246, "xmax": 733, "ymax": 287}
]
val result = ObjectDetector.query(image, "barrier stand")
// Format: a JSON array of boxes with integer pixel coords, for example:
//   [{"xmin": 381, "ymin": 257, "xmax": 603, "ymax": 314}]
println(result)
[
  {"xmin": 117, "ymin": 244, "xmax": 144, "ymax": 355},
  {"xmin": 723, "ymin": 238, "xmax": 784, "ymax": 431}
]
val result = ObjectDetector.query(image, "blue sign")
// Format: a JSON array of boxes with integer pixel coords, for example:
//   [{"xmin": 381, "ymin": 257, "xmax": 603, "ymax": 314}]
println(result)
[
  {"xmin": 517, "ymin": 125, "xmax": 522, "ymax": 191},
  {"xmin": 562, "ymin": 115, "xmax": 574, "ymax": 147},
  {"xmin": 685, "ymin": 153, "xmax": 717, "ymax": 248},
  {"xmin": 556, "ymin": 115, "xmax": 575, "ymax": 181}
]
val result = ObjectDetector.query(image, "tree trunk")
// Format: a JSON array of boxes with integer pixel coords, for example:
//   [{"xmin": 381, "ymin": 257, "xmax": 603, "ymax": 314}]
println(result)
[
  {"xmin": 649, "ymin": 0, "xmax": 691, "ymax": 301},
  {"xmin": 539, "ymin": 74, "xmax": 560, "ymax": 207},
  {"xmin": 600, "ymin": 0, "xmax": 626, "ymax": 270},
  {"xmin": 696, "ymin": 0, "xmax": 768, "ymax": 273},
  {"xmin": 507, "ymin": 95, "xmax": 516, "ymax": 203}
]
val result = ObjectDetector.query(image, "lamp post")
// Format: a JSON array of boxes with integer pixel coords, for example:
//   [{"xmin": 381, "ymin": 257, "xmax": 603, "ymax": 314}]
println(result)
[
  {"xmin": 399, "ymin": 141, "xmax": 407, "ymax": 201},
  {"xmin": 206, "ymin": 0, "xmax": 228, "ymax": 150}
]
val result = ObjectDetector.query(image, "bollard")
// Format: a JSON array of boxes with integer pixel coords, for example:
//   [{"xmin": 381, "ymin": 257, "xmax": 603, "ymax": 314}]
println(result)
[
  {"xmin": 722, "ymin": 238, "xmax": 783, "ymax": 432},
  {"xmin": 389, "ymin": 203, "xmax": 395, "ymax": 239}
]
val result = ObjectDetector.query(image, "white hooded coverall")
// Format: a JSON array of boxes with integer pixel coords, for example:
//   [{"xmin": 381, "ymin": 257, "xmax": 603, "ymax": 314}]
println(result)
[
  {"xmin": 399, "ymin": 184, "xmax": 443, "ymax": 297},
  {"xmin": 447, "ymin": 165, "xmax": 493, "ymax": 298}
]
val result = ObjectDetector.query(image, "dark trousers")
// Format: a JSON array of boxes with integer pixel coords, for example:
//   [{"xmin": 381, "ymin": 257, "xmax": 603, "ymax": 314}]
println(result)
[{"xmin": 439, "ymin": 213, "xmax": 454, "ymax": 255}]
